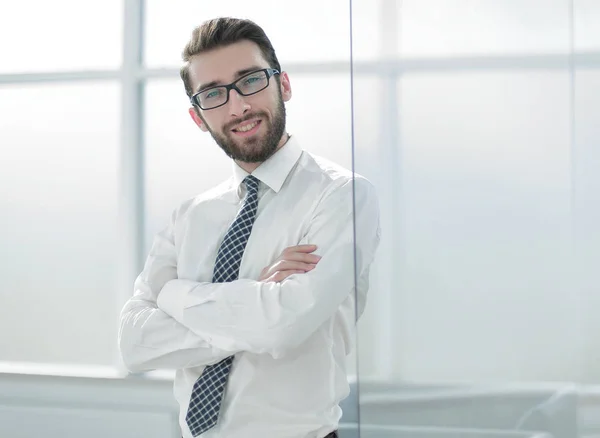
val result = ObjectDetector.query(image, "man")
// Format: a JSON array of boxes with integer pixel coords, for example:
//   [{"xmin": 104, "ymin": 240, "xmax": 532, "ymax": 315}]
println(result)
[{"xmin": 119, "ymin": 17, "xmax": 380, "ymax": 438}]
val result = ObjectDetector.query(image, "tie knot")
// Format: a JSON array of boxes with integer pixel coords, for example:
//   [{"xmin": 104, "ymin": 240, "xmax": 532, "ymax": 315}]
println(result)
[{"xmin": 244, "ymin": 175, "xmax": 260, "ymax": 194}]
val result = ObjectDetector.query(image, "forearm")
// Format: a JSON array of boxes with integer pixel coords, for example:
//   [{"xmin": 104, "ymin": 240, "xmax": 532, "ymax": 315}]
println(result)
[
  {"xmin": 119, "ymin": 296, "xmax": 234, "ymax": 372},
  {"xmin": 118, "ymin": 205, "xmax": 236, "ymax": 372},
  {"xmin": 157, "ymin": 231, "xmax": 361, "ymax": 357}
]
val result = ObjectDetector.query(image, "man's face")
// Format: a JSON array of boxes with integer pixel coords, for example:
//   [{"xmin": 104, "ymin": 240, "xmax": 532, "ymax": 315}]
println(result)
[{"xmin": 187, "ymin": 40, "xmax": 292, "ymax": 163}]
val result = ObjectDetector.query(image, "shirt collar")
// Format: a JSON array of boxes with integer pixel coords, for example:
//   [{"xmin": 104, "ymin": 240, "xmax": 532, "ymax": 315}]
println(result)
[{"xmin": 231, "ymin": 135, "xmax": 303, "ymax": 195}]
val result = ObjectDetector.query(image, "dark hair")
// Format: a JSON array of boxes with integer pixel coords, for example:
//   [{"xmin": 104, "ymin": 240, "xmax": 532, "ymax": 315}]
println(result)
[{"xmin": 180, "ymin": 17, "xmax": 281, "ymax": 99}]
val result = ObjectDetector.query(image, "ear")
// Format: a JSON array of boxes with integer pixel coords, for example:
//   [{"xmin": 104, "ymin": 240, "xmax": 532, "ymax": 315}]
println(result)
[
  {"xmin": 189, "ymin": 107, "xmax": 209, "ymax": 132},
  {"xmin": 279, "ymin": 71, "xmax": 292, "ymax": 102}
]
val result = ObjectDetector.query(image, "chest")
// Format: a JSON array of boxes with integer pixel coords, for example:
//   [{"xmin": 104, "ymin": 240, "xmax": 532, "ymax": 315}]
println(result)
[{"xmin": 175, "ymin": 188, "xmax": 318, "ymax": 282}]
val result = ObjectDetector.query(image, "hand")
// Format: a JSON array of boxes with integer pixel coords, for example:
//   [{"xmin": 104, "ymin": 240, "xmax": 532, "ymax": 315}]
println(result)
[{"xmin": 259, "ymin": 244, "xmax": 322, "ymax": 283}]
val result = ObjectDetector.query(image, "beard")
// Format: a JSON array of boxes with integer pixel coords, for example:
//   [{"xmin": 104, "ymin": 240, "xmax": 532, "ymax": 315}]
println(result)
[{"xmin": 203, "ymin": 97, "xmax": 286, "ymax": 163}]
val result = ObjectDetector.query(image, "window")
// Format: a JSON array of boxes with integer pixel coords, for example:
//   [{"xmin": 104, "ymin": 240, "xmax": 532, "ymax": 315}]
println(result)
[
  {"xmin": 398, "ymin": 0, "xmax": 571, "ymax": 57},
  {"xmin": 144, "ymin": 0, "xmax": 379, "ymax": 68},
  {"xmin": 0, "ymin": 0, "xmax": 122, "ymax": 73},
  {"xmin": 0, "ymin": 83, "xmax": 120, "ymax": 365}
]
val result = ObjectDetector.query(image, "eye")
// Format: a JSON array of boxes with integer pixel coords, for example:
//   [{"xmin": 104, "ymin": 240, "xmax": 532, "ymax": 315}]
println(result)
[
  {"xmin": 244, "ymin": 76, "xmax": 261, "ymax": 85},
  {"xmin": 205, "ymin": 89, "xmax": 222, "ymax": 100}
]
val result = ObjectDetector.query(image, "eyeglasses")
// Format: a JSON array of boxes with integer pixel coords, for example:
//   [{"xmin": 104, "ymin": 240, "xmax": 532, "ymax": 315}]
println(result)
[{"xmin": 191, "ymin": 68, "xmax": 280, "ymax": 110}]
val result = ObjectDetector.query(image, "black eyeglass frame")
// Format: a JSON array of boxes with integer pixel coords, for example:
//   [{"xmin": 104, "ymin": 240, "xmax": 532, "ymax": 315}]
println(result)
[{"xmin": 190, "ymin": 68, "xmax": 280, "ymax": 110}]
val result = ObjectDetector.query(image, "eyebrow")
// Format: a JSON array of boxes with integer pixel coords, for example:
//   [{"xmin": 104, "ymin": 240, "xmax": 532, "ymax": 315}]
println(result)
[{"xmin": 195, "ymin": 66, "xmax": 264, "ymax": 93}]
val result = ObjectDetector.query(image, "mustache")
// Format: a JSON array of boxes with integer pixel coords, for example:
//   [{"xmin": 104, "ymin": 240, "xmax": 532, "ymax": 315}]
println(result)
[{"xmin": 224, "ymin": 112, "xmax": 267, "ymax": 131}]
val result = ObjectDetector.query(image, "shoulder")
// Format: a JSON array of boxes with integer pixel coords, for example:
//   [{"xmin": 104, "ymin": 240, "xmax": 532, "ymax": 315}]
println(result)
[
  {"xmin": 302, "ymin": 151, "xmax": 377, "ymax": 199},
  {"xmin": 171, "ymin": 177, "xmax": 234, "ymax": 222}
]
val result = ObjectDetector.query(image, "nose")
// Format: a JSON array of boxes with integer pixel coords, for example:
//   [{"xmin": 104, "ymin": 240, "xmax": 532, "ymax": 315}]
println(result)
[{"xmin": 227, "ymin": 89, "xmax": 250, "ymax": 117}]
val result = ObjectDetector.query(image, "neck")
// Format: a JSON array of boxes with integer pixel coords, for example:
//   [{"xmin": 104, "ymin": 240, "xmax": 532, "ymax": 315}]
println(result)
[{"xmin": 235, "ymin": 132, "xmax": 290, "ymax": 174}]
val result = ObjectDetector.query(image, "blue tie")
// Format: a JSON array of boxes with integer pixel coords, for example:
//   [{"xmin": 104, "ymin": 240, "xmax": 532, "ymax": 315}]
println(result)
[{"xmin": 185, "ymin": 175, "xmax": 260, "ymax": 436}]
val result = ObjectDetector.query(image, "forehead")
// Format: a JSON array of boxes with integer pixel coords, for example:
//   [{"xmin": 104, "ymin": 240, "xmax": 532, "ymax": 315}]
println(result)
[{"xmin": 188, "ymin": 40, "xmax": 270, "ymax": 91}]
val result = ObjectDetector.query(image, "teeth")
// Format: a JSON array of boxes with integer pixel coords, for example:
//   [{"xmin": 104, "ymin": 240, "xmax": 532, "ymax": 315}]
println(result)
[{"xmin": 236, "ymin": 121, "xmax": 258, "ymax": 132}]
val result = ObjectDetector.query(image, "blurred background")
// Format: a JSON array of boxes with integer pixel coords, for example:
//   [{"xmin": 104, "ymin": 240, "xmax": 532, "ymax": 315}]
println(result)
[{"xmin": 1, "ymin": 0, "xmax": 599, "ymax": 437}]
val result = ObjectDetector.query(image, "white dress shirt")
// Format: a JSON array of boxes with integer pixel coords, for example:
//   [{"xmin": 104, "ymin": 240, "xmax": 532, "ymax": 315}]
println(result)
[{"xmin": 118, "ymin": 136, "xmax": 381, "ymax": 438}]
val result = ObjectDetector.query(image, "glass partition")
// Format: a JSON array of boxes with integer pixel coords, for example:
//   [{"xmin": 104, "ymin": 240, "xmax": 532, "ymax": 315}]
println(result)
[
  {"xmin": 573, "ymin": 0, "xmax": 600, "ymax": 414},
  {"xmin": 351, "ymin": 0, "xmax": 600, "ymax": 437}
]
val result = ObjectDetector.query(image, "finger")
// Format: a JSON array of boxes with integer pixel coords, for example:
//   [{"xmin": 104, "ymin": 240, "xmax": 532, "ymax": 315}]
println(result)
[
  {"xmin": 274, "ymin": 261, "xmax": 316, "ymax": 272},
  {"xmin": 280, "ymin": 252, "xmax": 322, "ymax": 264},
  {"xmin": 282, "ymin": 244, "xmax": 318, "ymax": 255}
]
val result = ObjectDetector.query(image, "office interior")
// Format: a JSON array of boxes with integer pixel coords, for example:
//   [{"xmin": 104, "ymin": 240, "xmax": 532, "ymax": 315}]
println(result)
[{"xmin": 1, "ymin": 1, "xmax": 599, "ymax": 437}]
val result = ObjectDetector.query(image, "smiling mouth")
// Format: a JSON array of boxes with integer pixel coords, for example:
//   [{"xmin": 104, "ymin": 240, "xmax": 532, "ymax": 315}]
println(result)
[
  {"xmin": 232, "ymin": 120, "xmax": 262, "ymax": 134},
  {"xmin": 232, "ymin": 120, "xmax": 260, "ymax": 132}
]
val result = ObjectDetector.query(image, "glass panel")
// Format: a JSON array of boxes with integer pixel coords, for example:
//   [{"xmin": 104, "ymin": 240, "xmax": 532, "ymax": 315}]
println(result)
[
  {"xmin": 352, "ymin": 1, "xmax": 595, "ymax": 437},
  {"xmin": 574, "ymin": 0, "xmax": 600, "ymax": 433},
  {"xmin": 0, "ymin": 83, "xmax": 120, "ymax": 365},
  {"xmin": 354, "ymin": 71, "xmax": 581, "ymax": 438},
  {"xmin": 396, "ymin": 70, "xmax": 574, "ymax": 382},
  {"xmin": 0, "ymin": 0, "xmax": 122, "ymax": 73},
  {"xmin": 144, "ymin": 0, "xmax": 380, "ymax": 68},
  {"xmin": 574, "ymin": 66, "xmax": 600, "ymax": 438},
  {"xmin": 398, "ymin": 0, "xmax": 571, "ymax": 57},
  {"xmin": 574, "ymin": 0, "xmax": 600, "ymax": 51}
]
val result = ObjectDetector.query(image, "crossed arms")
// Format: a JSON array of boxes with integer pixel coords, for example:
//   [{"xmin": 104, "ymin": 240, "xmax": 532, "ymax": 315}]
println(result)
[{"xmin": 118, "ymin": 177, "xmax": 380, "ymax": 372}]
